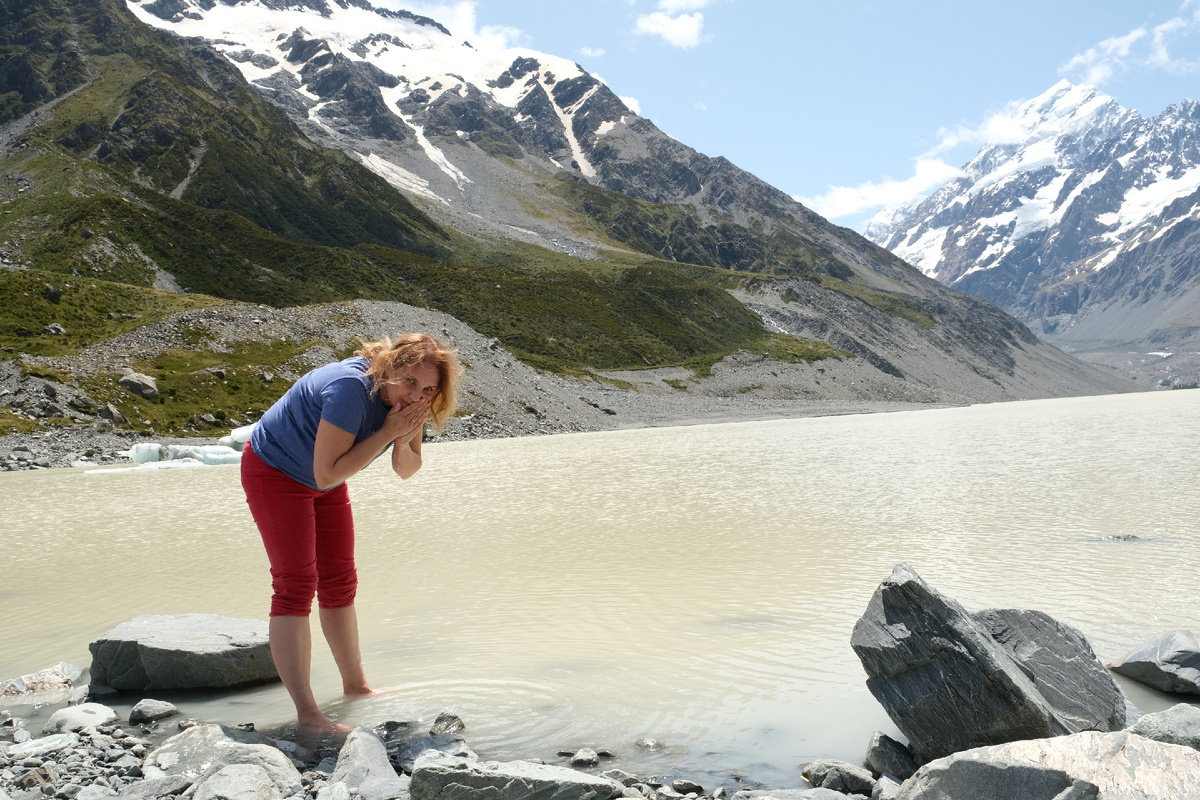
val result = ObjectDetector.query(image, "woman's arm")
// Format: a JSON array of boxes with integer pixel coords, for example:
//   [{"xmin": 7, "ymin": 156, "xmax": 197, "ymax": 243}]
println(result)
[
  {"xmin": 312, "ymin": 399, "xmax": 428, "ymax": 490},
  {"xmin": 391, "ymin": 420, "xmax": 423, "ymax": 480}
]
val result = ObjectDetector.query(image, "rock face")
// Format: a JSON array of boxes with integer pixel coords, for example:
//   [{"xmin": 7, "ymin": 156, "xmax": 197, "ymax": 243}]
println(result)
[
  {"xmin": 142, "ymin": 724, "xmax": 303, "ymax": 796},
  {"xmin": 850, "ymin": 563, "xmax": 1121, "ymax": 761},
  {"xmin": 894, "ymin": 731, "xmax": 1200, "ymax": 800},
  {"xmin": 973, "ymin": 608, "xmax": 1125, "ymax": 730},
  {"xmin": 1108, "ymin": 629, "xmax": 1200, "ymax": 695},
  {"xmin": 88, "ymin": 614, "xmax": 277, "ymax": 691},
  {"xmin": 409, "ymin": 752, "xmax": 623, "ymax": 800},
  {"xmin": 1127, "ymin": 703, "xmax": 1200, "ymax": 751}
]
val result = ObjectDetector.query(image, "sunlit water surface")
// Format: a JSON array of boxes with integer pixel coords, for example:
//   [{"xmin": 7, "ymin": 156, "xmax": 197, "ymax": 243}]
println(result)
[{"xmin": 3, "ymin": 391, "xmax": 1199, "ymax": 787}]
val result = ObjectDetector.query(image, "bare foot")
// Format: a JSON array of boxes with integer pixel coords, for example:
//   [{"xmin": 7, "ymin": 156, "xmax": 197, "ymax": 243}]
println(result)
[
  {"xmin": 342, "ymin": 682, "xmax": 375, "ymax": 696},
  {"xmin": 297, "ymin": 712, "xmax": 351, "ymax": 736}
]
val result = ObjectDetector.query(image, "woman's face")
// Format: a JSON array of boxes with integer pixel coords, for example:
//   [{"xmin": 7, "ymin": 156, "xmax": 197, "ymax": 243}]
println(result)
[{"xmin": 384, "ymin": 360, "xmax": 440, "ymax": 409}]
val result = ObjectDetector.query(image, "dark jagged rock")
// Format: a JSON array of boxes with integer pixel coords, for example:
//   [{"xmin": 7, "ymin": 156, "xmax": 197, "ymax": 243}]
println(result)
[
  {"xmin": 88, "ymin": 614, "xmax": 278, "ymax": 691},
  {"xmin": 972, "ymin": 608, "xmax": 1125, "ymax": 731},
  {"xmin": 863, "ymin": 731, "xmax": 917, "ymax": 781},
  {"xmin": 851, "ymin": 564, "xmax": 1075, "ymax": 761},
  {"xmin": 1109, "ymin": 629, "xmax": 1200, "ymax": 695}
]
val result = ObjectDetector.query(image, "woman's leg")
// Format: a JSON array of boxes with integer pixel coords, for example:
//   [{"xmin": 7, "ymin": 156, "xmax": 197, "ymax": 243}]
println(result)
[
  {"xmin": 242, "ymin": 445, "xmax": 347, "ymax": 733},
  {"xmin": 312, "ymin": 482, "xmax": 372, "ymax": 696}
]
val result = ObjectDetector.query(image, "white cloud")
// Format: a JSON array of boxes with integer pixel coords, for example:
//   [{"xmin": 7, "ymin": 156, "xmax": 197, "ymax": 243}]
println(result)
[
  {"xmin": 694, "ymin": 101, "xmax": 707, "ymax": 111},
  {"xmin": 580, "ymin": 46, "xmax": 605, "ymax": 57},
  {"xmin": 620, "ymin": 95, "xmax": 642, "ymax": 115},
  {"xmin": 796, "ymin": 158, "xmax": 965, "ymax": 220},
  {"xmin": 1060, "ymin": 2, "xmax": 1200, "ymax": 84},
  {"xmin": 1059, "ymin": 28, "xmax": 1147, "ymax": 85},
  {"xmin": 635, "ymin": 10, "xmax": 705, "ymax": 49},
  {"xmin": 382, "ymin": 2, "xmax": 526, "ymax": 49}
]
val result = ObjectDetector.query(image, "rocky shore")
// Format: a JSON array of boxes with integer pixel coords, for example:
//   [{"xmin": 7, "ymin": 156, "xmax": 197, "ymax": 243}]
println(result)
[{"xmin": 4, "ymin": 570, "xmax": 1200, "ymax": 800}]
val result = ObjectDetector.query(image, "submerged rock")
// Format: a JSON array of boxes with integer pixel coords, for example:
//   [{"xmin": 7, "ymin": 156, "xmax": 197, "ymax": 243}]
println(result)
[
  {"xmin": 894, "ymin": 731, "xmax": 1200, "ymax": 800},
  {"xmin": 1108, "ymin": 629, "xmax": 1200, "ymax": 695},
  {"xmin": 88, "ymin": 614, "xmax": 277, "ymax": 691},
  {"xmin": 851, "ymin": 564, "xmax": 1122, "ymax": 762},
  {"xmin": 0, "ymin": 662, "xmax": 83, "ymax": 704},
  {"xmin": 129, "ymin": 698, "xmax": 181, "ymax": 723}
]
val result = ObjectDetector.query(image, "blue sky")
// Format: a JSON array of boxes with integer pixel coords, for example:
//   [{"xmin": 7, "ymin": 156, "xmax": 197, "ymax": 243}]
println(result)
[{"xmin": 403, "ymin": 1, "xmax": 1200, "ymax": 230}]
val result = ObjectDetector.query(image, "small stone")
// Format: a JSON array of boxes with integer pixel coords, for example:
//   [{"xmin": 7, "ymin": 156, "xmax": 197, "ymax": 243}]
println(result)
[
  {"xmin": 43, "ymin": 322, "xmax": 67, "ymax": 336},
  {"xmin": 129, "ymin": 699, "xmax": 180, "ymax": 724},
  {"xmin": 673, "ymin": 780, "xmax": 703, "ymax": 795},
  {"xmin": 635, "ymin": 739, "xmax": 660, "ymax": 750},
  {"xmin": 569, "ymin": 748, "xmax": 600, "ymax": 766},
  {"xmin": 430, "ymin": 712, "xmax": 465, "ymax": 735}
]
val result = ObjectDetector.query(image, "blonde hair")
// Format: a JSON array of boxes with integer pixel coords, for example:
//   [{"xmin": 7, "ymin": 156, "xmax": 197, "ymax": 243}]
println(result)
[{"xmin": 355, "ymin": 333, "xmax": 462, "ymax": 434}]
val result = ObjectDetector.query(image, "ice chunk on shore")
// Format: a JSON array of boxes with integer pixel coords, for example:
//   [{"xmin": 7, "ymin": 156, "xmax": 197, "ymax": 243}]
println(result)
[{"xmin": 117, "ymin": 442, "xmax": 242, "ymax": 467}]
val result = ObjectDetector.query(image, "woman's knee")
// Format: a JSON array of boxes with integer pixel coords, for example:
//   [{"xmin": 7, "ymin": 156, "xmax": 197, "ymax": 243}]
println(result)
[
  {"xmin": 316, "ymin": 567, "xmax": 358, "ymax": 609},
  {"xmin": 271, "ymin": 571, "xmax": 318, "ymax": 617}
]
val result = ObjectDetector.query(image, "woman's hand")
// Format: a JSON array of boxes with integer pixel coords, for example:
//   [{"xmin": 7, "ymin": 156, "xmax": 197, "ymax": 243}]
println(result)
[{"xmin": 383, "ymin": 397, "xmax": 430, "ymax": 444}]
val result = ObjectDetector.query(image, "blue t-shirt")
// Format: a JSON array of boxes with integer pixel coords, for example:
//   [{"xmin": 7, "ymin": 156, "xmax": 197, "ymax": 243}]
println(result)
[{"xmin": 250, "ymin": 357, "xmax": 389, "ymax": 490}]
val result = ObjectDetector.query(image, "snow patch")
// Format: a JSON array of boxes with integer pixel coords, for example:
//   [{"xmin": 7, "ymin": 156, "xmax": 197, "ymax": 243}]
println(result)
[{"xmin": 355, "ymin": 151, "xmax": 447, "ymax": 204}]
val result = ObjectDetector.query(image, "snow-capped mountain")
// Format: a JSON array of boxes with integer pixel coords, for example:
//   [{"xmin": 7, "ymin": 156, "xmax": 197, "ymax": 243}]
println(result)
[
  {"xmin": 124, "ymin": 0, "xmax": 846, "ymax": 271},
  {"xmin": 866, "ymin": 81, "xmax": 1200, "ymax": 352}
]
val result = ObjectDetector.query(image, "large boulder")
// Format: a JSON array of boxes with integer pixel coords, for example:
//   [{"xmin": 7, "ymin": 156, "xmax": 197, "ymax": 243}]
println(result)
[
  {"xmin": 1127, "ymin": 703, "xmax": 1200, "ymax": 751},
  {"xmin": 1108, "ymin": 629, "xmax": 1200, "ymax": 695},
  {"xmin": 894, "ymin": 731, "xmax": 1200, "ymax": 800},
  {"xmin": 88, "ymin": 614, "xmax": 277, "ymax": 691},
  {"xmin": 143, "ymin": 724, "xmax": 302, "ymax": 797},
  {"xmin": 973, "ymin": 608, "xmax": 1125, "ymax": 730},
  {"xmin": 410, "ymin": 751, "xmax": 623, "ymax": 800},
  {"xmin": 119, "ymin": 371, "xmax": 159, "ymax": 400},
  {"xmin": 851, "ymin": 564, "xmax": 1120, "ymax": 762},
  {"xmin": 329, "ymin": 727, "xmax": 410, "ymax": 800}
]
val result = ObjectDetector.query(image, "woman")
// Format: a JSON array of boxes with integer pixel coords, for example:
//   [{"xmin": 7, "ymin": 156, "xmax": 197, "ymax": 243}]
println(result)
[{"xmin": 241, "ymin": 332, "xmax": 461, "ymax": 732}]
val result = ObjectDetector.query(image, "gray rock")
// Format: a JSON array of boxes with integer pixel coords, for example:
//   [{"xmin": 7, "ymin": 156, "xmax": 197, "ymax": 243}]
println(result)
[
  {"xmin": 731, "ymin": 790, "xmax": 849, "ymax": 800},
  {"xmin": 118, "ymin": 373, "xmax": 159, "ymax": 400},
  {"xmin": 601, "ymin": 770, "xmax": 639, "ymax": 787},
  {"xmin": 89, "ymin": 614, "xmax": 278, "ymax": 691},
  {"xmin": 973, "ymin": 608, "xmax": 1125, "ymax": 730},
  {"xmin": 1108, "ymin": 629, "xmax": 1200, "ymax": 695},
  {"xmin": 390, "ymin": 731, "xmax": 477, "ymax": 774},
  {"xmin": 143, "ymin": 724, "xmax": 302, "ymax": 797},
  {"xmin": 0, "ymin": 662, "xmax": 84, "ymax": 704},
  {"xmin": 895, "ymin": 731, "xmax": 1200, "ymax": 800},
  {"xmin": 671, "ymin": 781, "xmax": 703, "ymax": 796},
  {"xmin": 130, "ymin": 699, "xmax": 181, "ymax": 723},
  {"xmin": 116, "ymin": 777, "xmax": 194, "ymax": 800},
  {"xmin": 863, "ymin": 731, "xmax": 917, "ymax": 781},
  {"xmin": 1, "ymin": 732, "xmax": 79, "ymax": 759},
  {"xmin": 1127, "ymin": 703, "xmax": 1200, "ymax": 751},
  {"xmin": 871, "ymin": 776, "xmax": 899, "ymax": 800},
  {"xmin": 429, "ymin": 713, "xmax": 465, "ymax": 735},
  {"xmin": 112, "ymin": 774, "xmax": 193, "ymax": 799},
  {"xmin": 800, "ymin": 760, "xmax": 875, "ymax": 796},
  {"xmin": 42, "ymin": 703, "xmax": 118, "ymax": 734},
  {"xmin": 410, "ymin": 751, "xmax": 623, "ymax": 800},
  {"xmin": 43, "ymin": 322, "xmax": 67, "ymax": 335},
  {"xmin": 78, "ymin": 787, "xmax": 118, "ymax": 799},
  {"xmin": 98, "ymin": 404, "xmax": 128, "ymax": 426},
  {"xmin": 193, "ymin": 763, "xmax": 278, "ymax": 800},
  {"xmin": 850, "ymin": 563, "xmax": 1072, "ymax": 761},
  {"xmin": 331, "ymin": 728, "xmax": 410, "ymax": 800},
  {"xmin": 571, "ymin": 748, "xmax": 600, "ymax": 767}
]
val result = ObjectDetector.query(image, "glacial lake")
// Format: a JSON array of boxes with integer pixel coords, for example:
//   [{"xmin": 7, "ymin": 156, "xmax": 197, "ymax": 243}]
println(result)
[{"xmin": 3, "ymin": 390, "xmax": 1199, "ymax": 788}]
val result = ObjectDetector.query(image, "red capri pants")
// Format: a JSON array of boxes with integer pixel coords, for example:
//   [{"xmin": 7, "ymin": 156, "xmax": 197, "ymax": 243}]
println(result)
[{"xmin": 241, "ymin": 441, "xmax": 358, "ymax": 617}]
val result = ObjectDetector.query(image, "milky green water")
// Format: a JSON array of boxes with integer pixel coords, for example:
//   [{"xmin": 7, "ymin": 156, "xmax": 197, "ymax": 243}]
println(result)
[{"xmin": 3, "ymin": 390, "xmax": 1198, "ymax": 787}]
